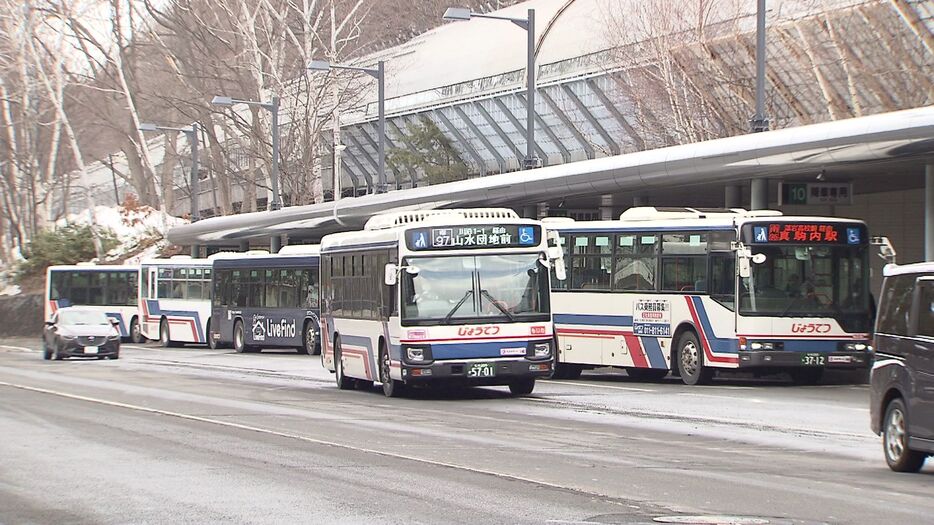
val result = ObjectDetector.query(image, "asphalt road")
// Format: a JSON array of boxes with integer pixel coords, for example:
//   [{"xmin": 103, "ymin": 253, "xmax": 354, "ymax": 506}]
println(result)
[{"xmin": 1, "ymin": 339, "xmax": 932, "ymax": 525}]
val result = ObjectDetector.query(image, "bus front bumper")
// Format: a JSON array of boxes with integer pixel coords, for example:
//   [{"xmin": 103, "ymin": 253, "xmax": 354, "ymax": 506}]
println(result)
[
  {"xmin": 737, "ymin": 350, "xmax": 871, "ymax": 369},
  {"xmin": 402, "ymin": 359, "xmax": 552, "ymax": 385}
]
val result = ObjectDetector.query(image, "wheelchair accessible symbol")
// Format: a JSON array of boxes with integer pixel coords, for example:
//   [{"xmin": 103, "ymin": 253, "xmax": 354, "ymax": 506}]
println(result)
[
  {"xmin": 518, "ymin": 226, "xmax": 535, "ymax": 245},
  {"xmin": 413, "ymin": 232, "xmax": 428, "ymax": 249},
  {"xmin": 846, "ymin": 227, "xmax": 860, "ymax": 245}
]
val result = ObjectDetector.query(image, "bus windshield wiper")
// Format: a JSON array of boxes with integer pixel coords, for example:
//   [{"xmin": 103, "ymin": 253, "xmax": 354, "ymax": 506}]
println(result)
[
  {"xmin": 443, "ymin": 290, "xmax": 473, "ymax": 324},
  {"xmin": 481, "ymin": 289, "xmax": 516, "ymax": 322}
]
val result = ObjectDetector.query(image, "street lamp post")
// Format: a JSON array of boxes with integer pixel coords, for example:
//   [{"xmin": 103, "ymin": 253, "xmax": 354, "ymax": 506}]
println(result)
[
  {"xmin": 308, "ymin": 60, "xmax": 387, "ymax": 194},
  {"xmin": 443, "ymin": 7, "xmax": 540, "ymax": 170},
  {"xmin": 140, "ymin": 122, "xmax": 201, "ymax": 257},
  {"xmin": 750, "ymin": 0, "xmax": 770, "ymax": 210},
  {"xmin": 211, "ymin": 95, "xmax": 282, "ymax": 252}
]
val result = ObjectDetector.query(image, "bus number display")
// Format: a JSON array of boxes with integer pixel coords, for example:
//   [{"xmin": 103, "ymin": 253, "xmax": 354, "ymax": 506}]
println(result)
[{"xmin": 406, "ymin": 224, "xmax": 540, "ymax": 251}]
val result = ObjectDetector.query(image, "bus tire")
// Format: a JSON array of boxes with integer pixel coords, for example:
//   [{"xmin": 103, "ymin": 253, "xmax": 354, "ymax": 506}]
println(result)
[
  {"xmin": 299, "ymin": 320, "xmax": 318, "ymax": 356},
  {"xmin": 883, "ymin": 397, "xmax": 927, "ymax": 472},
  {"xmin": 233, "ymin": 320, "xmax": 250, "ymax": 354},
  {"xmin": 159, "ymin": 319, "xmax": 173, "ymax": 348},
  {"xmin": 379, "ymin": 343, "xmax": 404, "ymax": 398},
  {"xmin": 553, "ymin": 363, "xmax": 582, "ymax": 380},
  {"xmin": 626, "ymin": 368, "xmax": 669, "ymax": 382},
  {"xmin": 509, "ymin": 378, "xmax": 535, "ymax": 396},
  {"xmin": 130, "ymin": 317, "xmax": 145, "ymax": 344},
  {"xmin": 790, "ymin": 367, "xmax": 823, "ymax": 386},
  {"xmin": 677, "ymin": 331, "xmax": 713, "ymax": 386},
  {"xmin": 333, "ymin": 337, "xmax": 355, "ymax": 390}
]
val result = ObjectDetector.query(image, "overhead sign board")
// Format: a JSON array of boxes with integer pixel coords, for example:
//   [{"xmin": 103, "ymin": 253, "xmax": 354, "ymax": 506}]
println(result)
[
  {"xmin": 779, "ymin": 182, "xmax": 853, "ymax": 206},
  {"xmin": 406, "ymin": 224, "xmax": 541, "ymax": 251}
]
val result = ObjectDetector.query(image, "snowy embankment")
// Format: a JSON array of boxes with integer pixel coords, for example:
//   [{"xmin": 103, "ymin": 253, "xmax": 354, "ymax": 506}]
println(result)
[{"xmin": 0, "ymin": 203, "xmax": 188, "ymax": 296}]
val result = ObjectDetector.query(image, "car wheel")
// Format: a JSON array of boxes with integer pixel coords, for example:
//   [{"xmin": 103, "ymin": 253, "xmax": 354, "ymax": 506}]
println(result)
[
  {"xmin": 334, "ymin": 337, "xmax": 354, "ymax": 390},
  {"xmin": 883, "ymin": 398, "xmax": 927, "ymax": 472},
  {"xmin": 508, "ymin": 378, "xmax": 536, "ymax": 396},
  {"xmin": 130, "ymin": 317, "xmax": 145, "ymax": 344},
  {"xmin": 42, "ymin": 340, "xmax": 52, "ymax": 361},
  {"xmin": 233, "ymin": 321, "xmax": 248, "ymax": 354},
  {"xmin": 626, "ymin": 368, "xmax": 669, "ymax": 381},
  {"xmin": 790, "ymin": 368, "xmax": 824, "ymax": 386},
  {"xmin": 53, "ymin": 342, "xmax": 65, "ymax": 361},
  {"xmin": 380, "ymin": 344, "xmax": 404, "ymax": 398},
  {"xmin": 159, "ymin": 319, "xmax": 172, "ymax": 348},
  {"xmin": 109, "ymin": 352, "xmax": 120, "ymax": 360},
  {"xmin": 677, "ymin": 331, "xmax": 713, "ymax": 386}
]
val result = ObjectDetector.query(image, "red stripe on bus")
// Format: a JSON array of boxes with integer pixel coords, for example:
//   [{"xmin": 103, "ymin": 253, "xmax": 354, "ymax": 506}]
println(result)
[
  {"xmin": 623, "ymin": 334, "xmax": 649, "ymax": 368},
  {"xmin": 684, "ymin": 297, "xmax": 738, "ymax": 365}
]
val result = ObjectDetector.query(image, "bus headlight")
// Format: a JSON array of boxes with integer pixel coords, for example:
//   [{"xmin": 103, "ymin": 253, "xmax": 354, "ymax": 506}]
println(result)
[
  {"xmin": 749, "ymin": 342, "xmax": 774, "ymax": 351},
  {"xmin": 533, "ymin": 342, "xmax": 551, "ymax": 358},
  {"xmin": 843, "ymin": 342, "xmax": 871, "ymax": 352},
  {"xmin": 406, "ymin": 347, "xmax": 425, "ymax": 362}
]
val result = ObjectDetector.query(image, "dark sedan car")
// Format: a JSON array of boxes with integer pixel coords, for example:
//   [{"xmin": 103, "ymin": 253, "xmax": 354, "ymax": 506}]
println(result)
[{"xmin": 43, "ymin": 308, "xmax": 121, "ymax": 360}]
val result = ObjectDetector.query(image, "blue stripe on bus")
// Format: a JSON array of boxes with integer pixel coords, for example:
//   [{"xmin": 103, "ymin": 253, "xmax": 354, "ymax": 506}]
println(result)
[
  {"xmin": 430, "ymin": 341, "xmax": 528, "ymax": 360},
  {"xmin": 690, "ymin": 296, "xmax": 738, "ymax": 354},
  {"xmin": 106, "ymin": 312, "xmax": 128, "ymax": 337},
  {"xmin": 146, "ymin": 300, "xmax": 204, "ymax": 342},
  {"xmin": 339, "ymin": 334, "xmax": 377, "ymax": 379},
  {"xmin": 553, "ymin": 313, "xmax": 634, "ymax": 327},
  {"xmin": 640, "ymin": 337, "xmax": 668, "ymax": 369},
  {"xmin": 780, "ymin": 340, "xmax": 843, "ymax": 352}
]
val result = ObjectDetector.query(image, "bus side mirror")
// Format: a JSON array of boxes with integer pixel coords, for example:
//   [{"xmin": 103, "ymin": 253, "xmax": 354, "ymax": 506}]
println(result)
[
  {"xmin": 738, "ymin": 257, "xmax": 751, "ymax": 279},
  {"xmin": 752, "ymin": 253, "xmax": 767, "ymax": 264},
  {"xmin": 384, "ymin": 264, "xmax": 398, "ymax": 286}
]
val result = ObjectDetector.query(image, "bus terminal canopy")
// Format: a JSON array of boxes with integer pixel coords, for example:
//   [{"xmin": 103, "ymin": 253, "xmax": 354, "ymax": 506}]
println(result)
[{"xmin": 166, "ymin": 106, "xmax": 934, "ymax": 246}]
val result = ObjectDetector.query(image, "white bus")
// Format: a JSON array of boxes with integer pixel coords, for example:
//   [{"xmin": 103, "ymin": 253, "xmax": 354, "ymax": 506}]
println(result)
[
  {"xmin": 548, "ymin": 207, "xmax": 874, "ymax": 385},
  {"xmin": 320, "ymin": 208, "xmax": 565, "ymax": 397},
  {"xmin": 45, "ymin": 264, "xmax": 140, "ymax": 340},
  {"xmin": 139, "ymin": 256, "xmax": 213, "ymax": 346}
]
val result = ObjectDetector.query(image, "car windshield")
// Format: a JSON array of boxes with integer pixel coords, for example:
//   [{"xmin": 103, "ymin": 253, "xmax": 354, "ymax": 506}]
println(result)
[
  {"xmin": 401, "ymin": 253, "xmax": 550, "ymax": 325},
  {"xmin": 740, "ymin": 245, "xmax": 870, "ymax": 320},
  {"xmin": 59, "ymin": 309, "xmax": 111, "ymax": 326}
]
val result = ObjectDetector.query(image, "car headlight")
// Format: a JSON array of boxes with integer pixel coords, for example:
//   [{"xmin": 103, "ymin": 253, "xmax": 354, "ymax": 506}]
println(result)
[
  {"xmin": 533, "ymin": 342, "xmax": 551, "ymax": 357},
  {"xmin": 61, "ymin": 334, "xmax": 77, "ymax": 341},
  {"xmin": 107, "ymin": 331, "xmax": 121, "ymax": 340},
  {"xmin": 406, "ymin": 347, "xmax": 425, "ymax": 362}
]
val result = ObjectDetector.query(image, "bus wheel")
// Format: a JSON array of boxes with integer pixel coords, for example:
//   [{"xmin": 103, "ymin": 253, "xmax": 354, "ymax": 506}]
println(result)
[
  {"xmin": 130, "ymin": 318, "xmax": 145, "ymax": 344},
  {"xmin": 677, "ymin": 331, "xmax": 713, "ymax": 386},
  {"xmin": 233, "ymin": 321, "xmax": 249, "ymax": 354},
  {"xmin": 789, "ymin": 368, "xmax": 823, "ymax": 386},
  {"xmin": 380, "ymin": 344, "xmax": 405, "ymax": 398},
  {"xmin": 299, "ymin": 320, "xmax": 318, "ymax": 356},
  {"xmin": 207, "ymin": 322, "xmax": 219, "ymax": 350},
  {"xmin": 334, "ymin": 337, "xmax": 354, "ymax": 390},
  {"xmin": 883, "ymin": 398, "xmax": 926, "ymax": 472},
  {"xmin": 159, "ymin": 319, "xmax": 172, "ymax": 348},
  {"xmin": 626, "ymin": 368, "xmax": 669, "ymax": 382},
  {"xmin": 509, "ymin": 378, "xmax": 535, "ymax": 396}
]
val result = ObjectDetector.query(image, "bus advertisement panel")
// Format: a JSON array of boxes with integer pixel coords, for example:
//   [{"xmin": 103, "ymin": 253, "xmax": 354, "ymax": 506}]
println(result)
[
  {"xmin": 210, "ymin": 247, "xmax": 320, "ymax": 354},
  {"xmin": 320, "ymin": 208, "xmax": 565, "ymax": 398},
  {"xmin": 548, "ymin": 207, "xmax": 874, "ymax": 385},
  {"xmin": 45, "ymin": 265, "xmax": 140, "ymax": 340},
  {"xmin": 139, "ymin": 257, "xmax": 213, "ymax": 346}
]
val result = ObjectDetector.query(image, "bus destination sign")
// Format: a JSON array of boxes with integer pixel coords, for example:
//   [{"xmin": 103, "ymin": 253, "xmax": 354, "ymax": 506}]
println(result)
[
  {"xmin": 746, "ymin": 223, "xmax": 866, "ymax": 245},
  {"xmin": 406, "ymin": 224, "xmax": 541, "ymax": 251}
]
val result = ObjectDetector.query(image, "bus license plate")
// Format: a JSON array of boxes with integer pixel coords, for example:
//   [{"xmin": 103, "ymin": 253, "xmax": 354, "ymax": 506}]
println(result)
[
  {"xmin": 84, "ymin": 346, "xmax": 99, "ymax": 354},
  {"xmin": 801, "ymin": 353, "xmax": 825, "ymax": 366},
  {"xmin": 467, "ymin": 363, "xmax": 496, "ymax": 378}
]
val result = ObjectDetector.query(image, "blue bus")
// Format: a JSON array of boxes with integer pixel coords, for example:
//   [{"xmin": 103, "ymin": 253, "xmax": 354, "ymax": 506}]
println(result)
[{"xmin": 209, "ymin": 247, "xmax": 321, "ymax": 354}]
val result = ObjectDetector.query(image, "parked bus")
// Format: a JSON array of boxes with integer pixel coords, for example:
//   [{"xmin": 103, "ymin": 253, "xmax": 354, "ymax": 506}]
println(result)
[
  {"xmin": 45, "ymin": 264, "xmax": 140, "ymax": 340},
  {"xmin": 547, "ymin": 207, "xmax": 874, "ymax": 385},
  {"xmin": 209, "ymin": 246, "xmax": 321, "ymax": 354},
  {"xmin": 139, "ymin": 256, "xmax": 213, "ymax": 346},
  {"xmin": 320, "ymin": 208, "xmax": 566, "ymax": 397}
]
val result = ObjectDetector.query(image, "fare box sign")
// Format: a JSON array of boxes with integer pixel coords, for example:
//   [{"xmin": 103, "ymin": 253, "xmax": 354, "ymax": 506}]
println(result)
[
  {"xmin": 633, "ymin": 299, "xmax": 671, "ymax": 337},
  {"xmin": 748, "ymin": 223, "xmax": 864, "ymax": 245},
  {"xmin": 407, "ymin": 224, "xmax": 540, "ymax": 251}
]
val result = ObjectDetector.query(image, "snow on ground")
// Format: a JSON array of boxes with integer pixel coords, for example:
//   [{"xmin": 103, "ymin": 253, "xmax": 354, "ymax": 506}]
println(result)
[{"xmin": 60, "ymin": 203, "xmax": 188, "ymax": 264}]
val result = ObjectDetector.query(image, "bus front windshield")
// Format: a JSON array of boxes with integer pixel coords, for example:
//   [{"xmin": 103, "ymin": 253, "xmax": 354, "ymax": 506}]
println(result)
[
  {"xmin": 401, "ymin": 254, "xmax": 550, "ymax": 325},
  {"xmin": 740, "ymin": 245, "xmax": 870, "ymax": 324}
]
